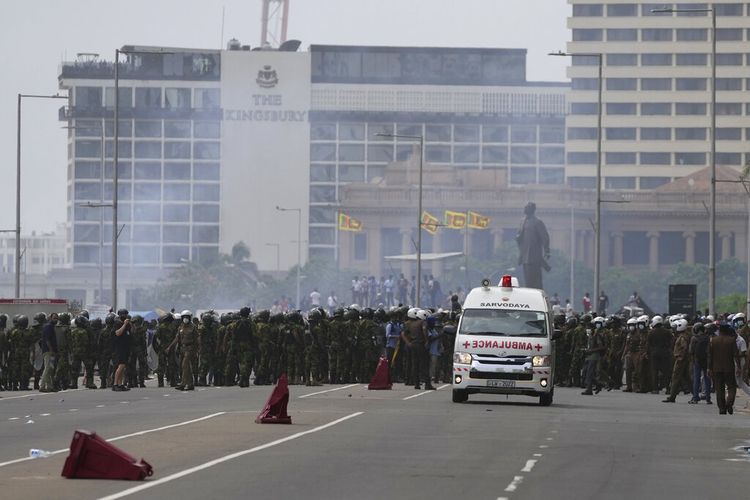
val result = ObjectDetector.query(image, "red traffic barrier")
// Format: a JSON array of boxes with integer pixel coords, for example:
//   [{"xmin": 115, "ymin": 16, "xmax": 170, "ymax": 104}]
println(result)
[
  {"xmin": 255, "ymin": 373, "xmax": 292, "ymax": 424},
  {"xmin": 61, "ymin": 430, "xmax": 153, "ymax": 480},
  {"xmin": 368, "ymin": 356, "xmax": 393, "ymax": 390}
]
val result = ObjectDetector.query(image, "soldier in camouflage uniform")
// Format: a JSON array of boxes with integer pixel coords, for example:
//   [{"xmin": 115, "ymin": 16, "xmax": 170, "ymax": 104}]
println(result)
[
  {"xmin": 555, "ymin": 316, "xmax": 575, "ymax": 387},
  {"xmin": 358, "ymin": 308, "xmax": 380, "ymax": 383},
  {"xmin": 128, "ymin": 316, "xmax": 148, "ymax": 388},
  {"xmin": 98, "ymin": 313, "xmax": 116, "ymax": 389},
  {"xmin": 284, "ymin": 311, "xmax": 306, "ymax": 384},
  {"xmin": 154, "ymin": 313, "xmax": 178, "ymax": 387},
  {"xmin": 231, "ymin": 308, "xmax": 256, "ymax": 387},
  {"xmin": 635, "ymin": 315, "xmax": 651, "ymax": 393},
  {"xmin": 252, "ymin": 310, "xmax": 271, "ymax": 385},
  {"xmin": 70, "ymin": 315, "xmax": 96, "ymax": 389},
  {"xmin": 341, "ymin": 308, "xmax": 360, "ymax": 383},
  {"xmin": 198, "ymin": 311, "xmax": 219, "ymax": 386},
  {"xmin": 7, "ymin": 316, "xmax": 30, "ymax": 390},
  {"xmin": 215, "ymin": 313, "xmax": 233, "ymax": 386},
  {"xmin": 305, "ymin": 308, "xmax": 325, "ymax": 386},
  {"xmin": 168, "ymin": 310, "xmax": 198, "ymax": 391},
  {"xmin": 569, "ymin": 314, "xmax": 591, "ymax": 388},
  {"xmin": 622, "ymin": 317, "xmax": 640, "ymax": 392},
  {"xmin": 54, "ymin": 312, "xmax": 72, "ymax": 391},
  {"xmin": 327, "ymin": 309, "xmax": 345, "ymax": 384},
  {"xmin": 605, "ymin": 316, "xmax": 626, "ymax": 390}
]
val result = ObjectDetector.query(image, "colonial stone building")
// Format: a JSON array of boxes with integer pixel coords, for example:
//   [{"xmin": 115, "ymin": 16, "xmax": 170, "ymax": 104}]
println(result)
[{"xmin": 338, "ymin": 157, "xmax": 749, "ymax": 279}]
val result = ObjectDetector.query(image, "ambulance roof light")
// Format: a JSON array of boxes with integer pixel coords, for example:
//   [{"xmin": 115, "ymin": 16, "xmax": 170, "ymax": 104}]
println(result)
[
  {"xmin": 501, "ymin": 275, "xmax": 513, "ymax": 288},
  {"xmin": 481, "ymin": 278, "xmax": 491, "ymax": 289}
]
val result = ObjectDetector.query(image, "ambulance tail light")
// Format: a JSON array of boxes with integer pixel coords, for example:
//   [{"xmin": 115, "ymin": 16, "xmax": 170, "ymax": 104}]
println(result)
[{"xmin": 501, "ymin": 275, "xmax": 513, "ymax": 288}]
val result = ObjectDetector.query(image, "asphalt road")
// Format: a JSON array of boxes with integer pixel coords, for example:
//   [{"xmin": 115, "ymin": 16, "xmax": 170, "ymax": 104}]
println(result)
[{"xmin": 0, "ymin": 382, "xmax": 748, "ymax": 500}]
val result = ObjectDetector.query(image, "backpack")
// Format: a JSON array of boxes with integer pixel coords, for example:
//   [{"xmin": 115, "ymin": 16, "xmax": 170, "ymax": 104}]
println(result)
[{"xmin": 693, "ymin": 334, "xmax": 710, "ymax": 366}]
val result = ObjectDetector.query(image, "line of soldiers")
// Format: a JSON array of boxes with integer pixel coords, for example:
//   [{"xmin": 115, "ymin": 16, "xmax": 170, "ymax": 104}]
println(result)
[
  {"xmin": 553, "ymin": 312, "xmax": 750, "ymax": 399},
  {"xmin": 0, "ymin": 310, "xmax": 151, "ymax": 392}
]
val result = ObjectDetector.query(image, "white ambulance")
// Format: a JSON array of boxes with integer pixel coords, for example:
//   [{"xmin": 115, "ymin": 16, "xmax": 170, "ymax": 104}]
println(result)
[{"xmin": 451, "ymin": 275, "xmax": 556, "ymax": 406}]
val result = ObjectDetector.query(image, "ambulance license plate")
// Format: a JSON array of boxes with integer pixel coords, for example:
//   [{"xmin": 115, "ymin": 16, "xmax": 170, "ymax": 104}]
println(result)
[{"xmin": 487, "ymin": 379, "xmax": 515, "ymax": 388}]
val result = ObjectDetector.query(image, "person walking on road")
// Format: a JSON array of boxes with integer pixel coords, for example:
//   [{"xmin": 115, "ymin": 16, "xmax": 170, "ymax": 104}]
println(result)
[
  {"xmin": 39, "ymin": 313, "xmax": 59, "ymax": 392},
  {"xmin": 708, "ymin": 323, "xmax": 741, "ymax": 415},
  {"xmin": 663, "ymin": 319, "xmax": 690, "ymax": 403}
]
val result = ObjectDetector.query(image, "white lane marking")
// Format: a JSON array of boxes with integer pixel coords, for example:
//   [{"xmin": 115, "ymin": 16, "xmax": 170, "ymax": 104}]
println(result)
[
  {"xmin": 546, "ymin": 437, "xmax": 553, "ymax": 441},
  {"xmin": 505, "ymin": 476, "xmax": 524, "ymax": 492},
  {"xmin": 436, "ymin": 384, "xmax": 450, "ymax": 391},
  {"xmin": 40, "ymin": 413, "xmax": 51, "ymax": 417},
  {"xmin": 96, "ymin": 405, "xmax": 105, "ymax": 408},
  {"xmin": 496, "ymin": 497, "xmax": 509, "ymax": 500},
  {"xmin": 539, "ymin": 445, "xmax": 549, "ymax": 449},
  {"xmin": 98, "ymin": 411, "xmax": 365, "ymax": 500},
  {"xmin": 0, "ymin": 388, "xmax": 83, "ymax": 401},
  {"xmin": 402, "ymin": 391, "xmax": 433, "ymax": 400},
  {"xmin": 533, "ymin": 453, "xmax": 543, "ymax": 457},
  {"xmin": 298, "ymin": 383, "xmax": 359, "ymax": 399},
  {"xmin": 120, "ymin": 401, "xmax": 129, "ymax": 404},
  {"xmin": 69, "ymin": 409, "xmax": 78, "ymax": 412},
  {"xmin": 521, "ymin": 459, "xmax": 537, "ymax": 473},
  {"xmin": 0, "ymin": 412, "xmax": 226, "ymax": 469},
  {"xmin": 8, "ymin": 417, "xmax": 19, "ymax": 421}
]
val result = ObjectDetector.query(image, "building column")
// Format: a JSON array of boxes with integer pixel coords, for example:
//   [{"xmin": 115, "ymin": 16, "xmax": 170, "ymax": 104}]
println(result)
[
  {"xmin": 647, "ymin": 231, "xmax": 659, "ymax": 272},
  {"xmin": 735, "ymin": 230, "xmax": 747, "ymax": 264},
  {"xmin": 720, "ymin": 232, "xmax": 732, "ymax": 261},
  {"xmin": 683, "ymin": 231, "xmax": 695, "ymax": 265},
  {"xmin": 611, "ymin": 232, "xmax": 624, "ymax": 267}
]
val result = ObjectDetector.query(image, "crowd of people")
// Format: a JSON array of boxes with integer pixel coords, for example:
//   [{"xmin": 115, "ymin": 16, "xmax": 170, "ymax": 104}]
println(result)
[
  {"xmin": 0, "ymin": 296, "xmax": 463, "ymax": 394},
  {"xmin": 555, "ymin": 311, "xmax": 748, "ymax": 415}
]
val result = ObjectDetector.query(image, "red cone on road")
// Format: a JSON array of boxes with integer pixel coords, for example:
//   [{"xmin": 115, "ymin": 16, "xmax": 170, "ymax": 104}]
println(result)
[
  {"xmin": 61, "ymin": 430, "xmax": 153, "ymax": 480},
  {"xmin": 368, "ymin": 356, "xmax": 393, "ymax": 390},
  {"xmin": 255, "ymin": 373, "xmax": 292, "ymax": 424}
]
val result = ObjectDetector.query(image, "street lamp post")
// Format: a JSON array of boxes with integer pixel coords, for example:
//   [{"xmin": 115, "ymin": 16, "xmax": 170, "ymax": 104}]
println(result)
[
  {"xmin": 376, "ymin": 133, "xmax": 424, "ymax": 307},
  {"xmin": 549, "ymin": 51, "xmax": 603, "ymax": 310},
  {"xmin": 651, "ymin": 6, "xmax": 716, "ymax": 315},
  {"xmin": 15, "ymin": 93, "xmax": 68, "ymax": 298},
  {"xmin": 276, "ymin": 206, "xmax": 302, "ymax": 309}
]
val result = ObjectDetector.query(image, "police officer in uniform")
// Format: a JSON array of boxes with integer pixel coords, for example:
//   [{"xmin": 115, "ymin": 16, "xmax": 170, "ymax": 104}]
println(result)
[{"xmin": 169, "ymin": 310, "xmax": 197, "ymax": 391}]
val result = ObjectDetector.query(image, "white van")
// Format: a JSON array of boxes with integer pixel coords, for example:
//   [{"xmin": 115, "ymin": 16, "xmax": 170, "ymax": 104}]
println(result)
[{"xmin": 450, "ymin": 275, "xmax": 556, "ymax": 406}]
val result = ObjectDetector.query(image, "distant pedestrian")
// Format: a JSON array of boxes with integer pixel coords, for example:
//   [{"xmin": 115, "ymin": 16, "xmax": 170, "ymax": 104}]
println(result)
[
  {"xmin": 582, "ymin": 292, "xmax": 592, "ymax": 313},
  {"xmin": 39, "ymin": 313, "xmax": 59, "ymax": 392},
  {"xmin": 326, "ymin": 292, "xmax": 338, "ymax": 315},
  {"xmin": 310, "ymin": 288, "xmax": 321, "ymax": 307}
]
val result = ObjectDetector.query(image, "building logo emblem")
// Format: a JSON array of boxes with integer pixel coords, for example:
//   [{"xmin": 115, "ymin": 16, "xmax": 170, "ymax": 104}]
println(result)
[{"xmin": 256, "ymin": 65, "xmax": 279, "ymax": 88}]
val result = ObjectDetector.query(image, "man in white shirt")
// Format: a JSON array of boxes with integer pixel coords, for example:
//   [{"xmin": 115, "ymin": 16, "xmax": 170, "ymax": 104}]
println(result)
[
  {"xmin": 310, "ymin": 288, "xmax": 321, "ymax": 307},
  {"xmin": 326, "ymin": 292, "xmax": 338, "ymax": 315}
]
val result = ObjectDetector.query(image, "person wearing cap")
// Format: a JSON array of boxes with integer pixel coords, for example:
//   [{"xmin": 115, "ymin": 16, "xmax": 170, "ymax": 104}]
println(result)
[
  {"xmin": 708, "ymin": 323, "xmax": 741, "ymax": 415},
  {"xmin": 425, "ymin": 316, "xmax": 441, "ymax": 389}
]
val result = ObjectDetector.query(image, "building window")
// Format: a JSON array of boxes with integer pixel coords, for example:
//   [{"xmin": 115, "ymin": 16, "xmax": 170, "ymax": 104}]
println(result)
[
  {"xmin": 193, "ymin": 226, "xmax": 219, "ymax": 243},
  {"xmin": 368, "ymin": 123, "xmax": 394, "ymax": 140},
  {"xmin": 311, "ymin": 123, "xmax": 336, "ymax": 140},
  {"xmin": 338, "ymin": 144, "xmax": 364, "ymax": 161},
  {"xmin": 641, "ymin": 102, "xmax": 671, "ymax": 115},
  {"xmin": 572, "ymin": 78, "xmax": 599, "ymax": 90},
  {"xmin": 716, "ymin": 53, "xmax": 743, "ymax": 66},
  {"xmin": 163, "ymin": 204, "xmax": 190, "ymax": 222},
  {"xmin": 134, "ymin": 162, "xmax": 161, "ymax": 180},
  {"xmin": 310, "ymin": 164, "xmax": 335, "ymax": 182},
  {"xmin": 194, "ymin": 184, "xmax": 219, "ymax": 201},
  {"xmin": 642, "ymin": 28, "xmax": 673, "ymax": 41},
  {"xmin": 511, "ymin": 125, "xmax": 537, "ymax": 143},
  {"xmin": 425, "ymin": 124, "xmax": 451, "ymax": 142},
  {"xmin": 571, "ymin": 55, "xmax": 601, "ymax": 66},
  {"xmin": 539, "ymin": 147, "xmax": 564, "ymax": 165},
  {"xmin": 568, "ymin": 177, "xmax": 596, "ymax": 189},
  {"xmin": 367, "ymin": 144, "xmax": 393, "ymax": 162},
  {"xmin": 540, "ymin": 126, "xmax": 565, "ymax": 144},
  {"xmin": 133, "ymin": 204, "xmax": 161, "ymax": 222},
  {"xmin": 75, "ymin": 140, "xmax": 102, "ymax": 158},
  {"xmin": 134, "ymin": 120, "xmax": 162, "ymax": 138},
  {"xmin": 193, "ymin": 142, "xmax": 220, "ymax": 159},
  {"xmin": 606, "ymin": 128, "xmax": 637, "ymax": 140},
  {"xmin": 132, "ymin": 225, "xmax": 160, "ymax": 243},
  {"xmin": 482, "ymin": 125, "xmax": 508, "ymax": 143},
  {"xmin": 605, "ymin": 177, "xmax": 636, "ymax": 189},
  {"xmin": 163, "ymin": 183, "xmax": 190, "ymax": 201},
  {"xmin": 641, "ymin": 53, "xmax": 672, "ymax": 66},
  {"xmin": 165, "ymin": 121, "xmax": 191, "ymax": 138},
  {"xmin": 675, "ymin": 128, "xmax": 707, "ymax": 140},
  {"xmin": 539, "ymin": 168, "xmax": 564, "ymax": 185},
  {"xmin": 571, "ymin": 102, "xmax": 599, "ymax": 115},
  {"xmin": 641, "ymin": 78, "xmax": 672, "ymax": 91},
  {"xmin": 567, "ymin": 127, "xmax": 598, "ymax": 140},
  {"xmin": 605, "ymin": 152, "xmax": 636, "ymax": 165},
  {"xmin": 573, "ymin": 4, "xmax": 603, "ymax": 16},
  {"xmin": 311, "ymin": 143, "xmax": 335, "ymax": 161},
  {"xmin": 73, "ymin": 120, "xmax": 102, "ymax": 137},
  {"xmin": 310, "ymin": 185, "xmax": 336, "ymax": 203},
  {"xmin": 75, "ymin": 87, "xmax": 102, "ymax": 109},
  {"xmin": 607, "ymin": 53, "xmax": 637, "ymax": 66},
  {"xmin": 163, "ymin": 246, "xmax": 189, "ymax": 264},
  {"xmin": 74, "ymin": 182, "xmax": 101, "ymax": 201},
  {"xmin": 675, "ymin": 103, "xmax": 707, "ymax": 115},
  {"xmin": 74, "ymin": 161, "xmax": 101, "ymax": 180},
  {"xmin": 716, "ymin": 128, "xmax": 741, "ymax": 140},
  {"xmin": 134, "ymin": 141, "xmax": 162, "ymax": 159},
  {"xmin": 339, "ymin": 165, "xmax": 365, "ymax": 182},
  {"xmin": 572, "ymin": 29, "xmax": 603, "ymax": 41},
  {"xmin": 454, "ymin": 145, "xmax": 480, "ymax": 163},
  {"xmin": 607, "ymin": 103, "xmax": 637, "ymax": 115},
  {"xmin": 640, "ymin": 177, "xmax": 670, "ymax": 189},
  {"xmin": 606, "ymin": 29, "xmax": 638, "ymax": 41},
  {"xmin": 135, "ymin": 88, "xmax": 162, "ymax": 108},
  {"xmin": 354, "ymin": 233, "xmax": 367, "ymax": 260},
  {"xmin": 193, "ymin": 203, "xmax": 219, "ymax": 223},
  {"xmin": 454, "ymin": 125, "xmax": 480, "ymax": 142},
  {"xmin": 567, "ymin": 152, "xmax": 597, "ymax": 165},
  {"xmin": 104, "ymin": 87, "xmax": 133, "ymax": 109},
  {"xmin": 675, "ymin": 152, "xmax": 706, "ymax": 165},
  {"xmin": 164, "ymin": 88, "xmax": 191, "ymax": 109},
  {"xmin": 164, "ymin": 141, "xmax": 191, "ymax": 159},
  {"xmin": 425, "ymin": 145, "xmax": 451, "ymax": 163},
  {"xmin": 716, "ymin": 78, "xmax": 742, "ymax": 91},
  {"xmin": 716, "ymin": 153, "xmax": 742, "ymax": 165},
  {"xmin": 134, "ymin": 183, "xmax": 161, "ymax": 201},
  {"xmin": 675, "ymin": 78, "xmax": 707, "ymax": 91},
  {"xmin": 339, "ymin": 123, "xmax": 365, "ymax": 141},
  {"xmin": 676, "ymin": 53, "xmax": 708, "ymax": 66},
  {"xmin": 510, "ymin": 168, "xmax": 537, "ymax": 185},
  {"xmin": 716, "ymin": 103, "xmax": 742, "ymax": 116},
  {"xmin": 607, "ymin": 3, "xmax": 637, "ymax": 16},
  {"xmin": 310, "ymin": 207, "xmax": 336, "ymax": 224},
  {"xmin": 73, "ymin": 245, "xmax": 99, "ymax": 264},
  {"xmin": 482, "ymin": 146, "xmax": 508, "ymax": 163},
  {"xmin": 162, "ymin": 225, "xmax": 189, "ymax": 244},
  {"xmin": 510, "ymin": 146, "xmax": 536, "ymax": 164},
  {"xmin": 676, "ymin": 4, "xmax": 709, "ymax": 17},
  {"xmin": 715, "ymin": 3, "xmax": 743, "ymax": 16},
  {"xmin": 164, "ymin": 163, "xmax": 191, "ymax": 180},
  {"xmin": 640, "ymin": 153, "xmax": 671, "ymax": 165},
  {"xmin": 607, "ymin": 78, "xmax": 637, "ymax": 91},
  {"xmin": 716, "ymin": 28, "xmax": 743, "ymax": 41},
  {"xmin": 676, "ymin": 28, "xmax": 708, "ymax": 41},
  {"xmin": 194, "ymin": 121, "xmax": 220, "ymax": 139},
  {"xmin": 194, "ymin": 88, "xmax": 220, "ymax": 110}
]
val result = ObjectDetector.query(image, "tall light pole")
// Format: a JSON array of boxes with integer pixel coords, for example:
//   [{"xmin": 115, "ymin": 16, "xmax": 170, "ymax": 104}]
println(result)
[
  {"xmin": 550, "ymin": 51, "xmax": 603, "ymax": 310},
  {"xmin": 376, "ymin": 133, "xmax": 424, "ymax": 307},
  {"xmin": 276, "ymin": 205, "xmax": 302, "ymax": 309},
  {"xmin": 15, "ymin": 93, "xmax": 68, "ymax": 298},
  {"xmin": 651, "ymin": 6, "xmax": 716, "ymax": 315}
]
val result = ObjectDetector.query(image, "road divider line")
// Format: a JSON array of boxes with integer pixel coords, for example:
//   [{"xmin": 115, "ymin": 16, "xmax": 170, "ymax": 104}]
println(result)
[
  {"xmin": 298, "ymin": 383, "xmax": 359, "ymax": 398},
  {"xmin": 98, "ymin": 411, "xmax": 365, "ymax": 500},
  {"xmin": 521, "ymin": 459, "xmax": 537, "ymax": 473},
  {"xmin": 0, "ymin": 388, "xmax": 83, "ymax": 401},
  {"xmin": 0, "ymin": 412, "xmax": 226, "ymax": 469},
  {"xmin": 436, "ymin": 384, "xmax": 450, "ymax": 391},
  {"xmin": 504, "ymin": 476, "xmax": 524, "ymax": 492},
  {"xmin": 402, "ymin": 391, "xmax": 434, "ymax": 400}
]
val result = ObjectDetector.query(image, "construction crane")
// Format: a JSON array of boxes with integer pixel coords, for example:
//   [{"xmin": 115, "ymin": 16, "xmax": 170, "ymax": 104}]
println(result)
[{"xmin": 260, "ymin": 0, "xmax": 290, "ymax": 48}]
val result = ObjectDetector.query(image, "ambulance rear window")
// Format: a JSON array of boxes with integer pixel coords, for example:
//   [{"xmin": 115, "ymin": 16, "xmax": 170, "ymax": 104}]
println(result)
[{"xmin": 459, "ymin": 309, "xmax": 547, "ymax": 337}]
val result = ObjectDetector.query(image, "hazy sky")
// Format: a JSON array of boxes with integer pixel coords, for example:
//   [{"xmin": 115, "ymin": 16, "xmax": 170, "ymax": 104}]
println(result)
[{"xmin": 0, "ymin": 0, "xmax": 571, "ymax": 234}]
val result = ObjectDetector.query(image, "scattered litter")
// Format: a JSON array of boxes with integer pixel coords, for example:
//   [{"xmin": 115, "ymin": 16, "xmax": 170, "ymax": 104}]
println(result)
[
  {"xmin": 348, "ymin": 394, "xmax": 352, "ymax": 397},
  {"xmin": 26, "ymin": 419, "xmax": 35, "ymax": 424},
  {"xmin": 24, "ymin": 415, "xmax": 30, "ymax": 418},
  {"xmin": 486, "ymin": 409, "xmax": 493, "ymax": 412},
  {"xmin": 29, "ymin": 449, "xmax": 51, "ymax": 459}
]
